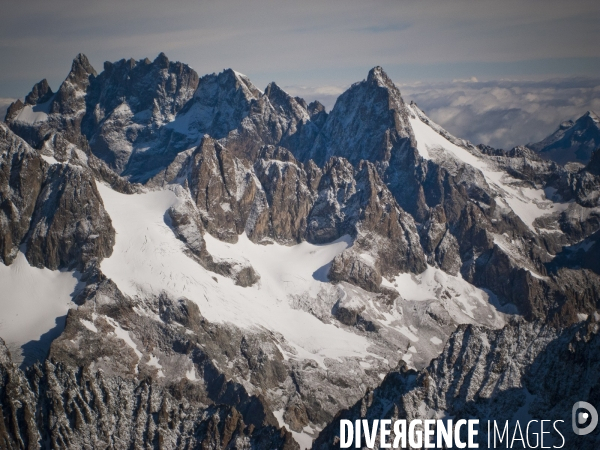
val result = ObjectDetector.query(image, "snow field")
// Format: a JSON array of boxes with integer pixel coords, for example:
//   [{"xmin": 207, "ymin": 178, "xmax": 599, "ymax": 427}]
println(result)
[
  {"xmin": 0, "ymin": 251, "xmax": 80, "ymax": 355},
  {"xmin": 97, "ymin": 183, "xmax": 373, "ymax": 367}
]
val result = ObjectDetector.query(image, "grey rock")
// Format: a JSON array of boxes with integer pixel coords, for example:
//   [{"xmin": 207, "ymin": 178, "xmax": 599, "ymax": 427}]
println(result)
[
  {"xmin": 6, "ymin": 54, "xmax": 96, "ymax": 150},
  {"xmin": 82, "ymin": 53, "xmax": 200, "ymax": 176},
  {"xmin": 251, "ymin": 146, "xmax": 314, "ymax": 244},
  {"xmin": 0, "ymin": 124, "xmax": 44, "ymax": 265},
  {"xmin": 24, "ymin": 79, "xmax": 54, "ymax": 106},
  {"xmin": 0, "ymin": 337, "xmax": 298, "ymax": 450},
  {"xmin": 314, "ymin": 318, "xmax": 600, "ymax": 449},
  {"xmin": 306, "ymin": 66, "xmax": 413, "ymax": 166},
  {"xmin": 329, "ymin": 252, "xmax": 382, "ymax": 293},
  {"xmin": 24, "ymin": 162, "xmax": 115, "ymax": 271},
  {"xmin": 529, "ymin": 111, "xmax": 600, "ymax": 164}
]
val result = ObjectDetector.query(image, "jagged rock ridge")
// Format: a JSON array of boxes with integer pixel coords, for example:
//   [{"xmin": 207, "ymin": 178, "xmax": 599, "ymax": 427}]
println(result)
[{"xmin": 1, "ymin": 53, "xmax": 599, "ymax": 449}]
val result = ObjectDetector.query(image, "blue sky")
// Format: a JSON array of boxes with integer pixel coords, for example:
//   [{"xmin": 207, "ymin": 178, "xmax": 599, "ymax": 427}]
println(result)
[{"xmin": 1, "ymin": 0, "xmax": 598, "ymax": 148}]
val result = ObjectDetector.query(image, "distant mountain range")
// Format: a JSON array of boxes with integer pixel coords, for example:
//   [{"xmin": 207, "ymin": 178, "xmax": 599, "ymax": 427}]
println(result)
[{"xmin": 1, "ymin": 53, "xmax": 599, "ymax": 449}]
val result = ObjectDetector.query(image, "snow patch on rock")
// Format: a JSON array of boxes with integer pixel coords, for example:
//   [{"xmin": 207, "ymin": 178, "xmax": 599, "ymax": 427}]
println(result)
[{"xmin": 97, "ymin": 183, "xmax": 373, "ymax": 368}]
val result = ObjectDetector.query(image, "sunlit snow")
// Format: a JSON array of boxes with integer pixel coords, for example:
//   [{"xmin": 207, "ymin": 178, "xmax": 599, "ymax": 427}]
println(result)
[
  {"xmin": 407, "ymin": 104, "xmax": 570, "ymax": 231},
  {"xmin": 97, "ymin": 183, "xmax": 372, "ymax": 367},
  {"xmin": 0, "ymin": 251, "xmax": 80, "ymax": 360}
]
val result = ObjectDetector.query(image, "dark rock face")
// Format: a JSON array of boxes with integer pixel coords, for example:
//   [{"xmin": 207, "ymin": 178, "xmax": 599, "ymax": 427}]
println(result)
[
  {"xmin": 307, "ymin": 67, "xmax": 413, "ymax": 166},
  {"xmin": 24, "ymin": 79, "xmax": 54, "ymax": 106},
  {"xmin": 309, "ymin": 158, "xmax": 426, "ymax": 288},
  {"xmin": 252, "ymin": 146, "xmax": 314, "ymax": 244},
  {"xmin": 4, "ymin": 99, "xmax": 24, "ymax": 122},
  {"xmin": 529, "ymin": 111, "xmax": 600, "ymax": 164},
  {"xmin": 82, "ymin": 53, "xmax": 200, "ymax": 176},
  {"xmin": 0, "ymin": 124, "xmax": 45, "ymax": 265},
  {"xmin": 186, "ymin": 137, "xmax": 257, "ymax": 242},
  {"xmin": 587, "ymin": 147, "xmax": 600, "ymax": 176},
  {"xmin": 329, "ymin": 252, "xmax": 382, "ymax": 293},
  {"xmin": 0, "ymin": 338, "xmax": 298, "ymax": 450},
  {"xmin": 24, "ymin": 163, "xmax": 115, "ymax": 271},
  {"xmin": 314, "ymin": 318, "xmax": 600, "ymax": 450},
  {"xmin": 307, "ymin": 101, "xmax": 328, "ymax": 129},
  {"xmin": 1, "ymin": 123, "xmax": 115, "ymax": 272},
  {"xmin": 306, "ymin": 157, "xmax": 356, "ymax": 243}
]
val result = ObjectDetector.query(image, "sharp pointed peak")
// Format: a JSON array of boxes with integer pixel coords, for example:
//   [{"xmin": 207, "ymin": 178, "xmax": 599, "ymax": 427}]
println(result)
[
  {"xmin": 264, "ymin": 81, "xmax": 288, "ymax": 97},
  {"xmin": 307, "ymin": 100, "xmax": 325, "ymax": 114},
  {"xmin": 25, "ymin": 79, "xmax": 54, "ymax": 106},
  {"xmin": 154, "ymin": 52, "xmax": 169, "ymax": 69},
  {"xmin": 573, "ymin": 110, "xmax": 600, "ymax": 128},
  {"xmin": 70, "ymin": 53, "xmax": 96, "ymax": 77},
  {"xmin": 221, "ymin": 68, "xmax": 247, "ymax": 79},
  {"xmin": 73, "ymin": 53, "xmax": 90, "ymax": 64},
  {"xmin": 367, "ymin": 66, "xmax": 391, "ymax": 84}
]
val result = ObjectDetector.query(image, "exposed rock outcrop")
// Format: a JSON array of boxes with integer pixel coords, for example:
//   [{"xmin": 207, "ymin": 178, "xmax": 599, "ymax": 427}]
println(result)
[
  {"xmin": 0, "ymin": 337, "xmax": 298, "ymax": 450},
  {"xmin": 25, "ymin": 162, "xmax": 114, "ymax": 271},
  {"xmin": 0, "ymin": 124, "xmax": 45, "ymax": 265},
  {"xmin": 314, "ymin": 318, "xmax": 600, "ymax": 449}
]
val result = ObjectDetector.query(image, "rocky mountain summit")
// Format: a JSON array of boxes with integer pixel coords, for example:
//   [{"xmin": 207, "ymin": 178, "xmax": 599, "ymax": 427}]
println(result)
[
  {"xmin": 528, "ymin": 110, "xmax": 600, "ymax": 165},
  {"xmin": 1, "ymin": 54, "xmax": 599, "ymax": 449}
]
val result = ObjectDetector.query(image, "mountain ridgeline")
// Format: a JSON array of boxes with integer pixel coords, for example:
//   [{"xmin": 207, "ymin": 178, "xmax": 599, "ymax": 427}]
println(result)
[{"xmin": 1, "ymin": 53, "xmax": 599, "ymax": 449}]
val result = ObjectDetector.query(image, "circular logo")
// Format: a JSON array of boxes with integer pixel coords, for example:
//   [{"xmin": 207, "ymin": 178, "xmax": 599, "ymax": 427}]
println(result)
[{"xmin": 572, "ymin": 401, "xmax": 598, "ymax": 436}]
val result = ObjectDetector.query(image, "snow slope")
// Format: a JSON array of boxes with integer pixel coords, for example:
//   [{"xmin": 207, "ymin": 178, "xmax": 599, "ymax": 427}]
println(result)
[
  {"xmin": 97, "ymin": 184, "xmax": 372, "ymax": 367},
  {"xmin": 407, "ymin": 104, "xmax": 570, "ymax": 231},
  {"xmin": 384, "ymin": 265, "xmax": 510, "ymax": 322},
  {"xmin": 0, "ymin": 251, "xmax": 81, "ymax": 359},
  {"xmin": 13, "ymin": 99, "xmax": 53, "ymax": 124}
]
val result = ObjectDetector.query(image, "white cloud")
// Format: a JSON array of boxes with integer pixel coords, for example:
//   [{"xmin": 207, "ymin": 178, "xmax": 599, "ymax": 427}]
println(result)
[{"xmin": 401, "ymin": 77, "xmax": 600, "ymax": 149}]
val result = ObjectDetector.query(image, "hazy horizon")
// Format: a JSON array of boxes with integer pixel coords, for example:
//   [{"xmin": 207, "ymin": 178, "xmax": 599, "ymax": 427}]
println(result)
[{"xmin": 1, "ymin": 0, "xmax": 598, "ymax": 149}]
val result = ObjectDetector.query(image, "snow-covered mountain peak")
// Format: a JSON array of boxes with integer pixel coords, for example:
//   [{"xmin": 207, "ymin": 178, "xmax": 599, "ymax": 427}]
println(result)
[
  {"xmin": 529, "ymin": 109, "xmax": 600, "ymax": 164},
  {"xmin": 194, "ymin": 68, "xmax": 262, "ymax": 103},
  {"xmin": 307, "ymin": 67, "xmax": 412, "ymax": 165},
  {"xmin": 406, "ymin": 102, "xmax": 573, "ymax": 233},
  {"xmin": 366, "ymin": 65, "xmax": 394, "ymax": 88}
]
